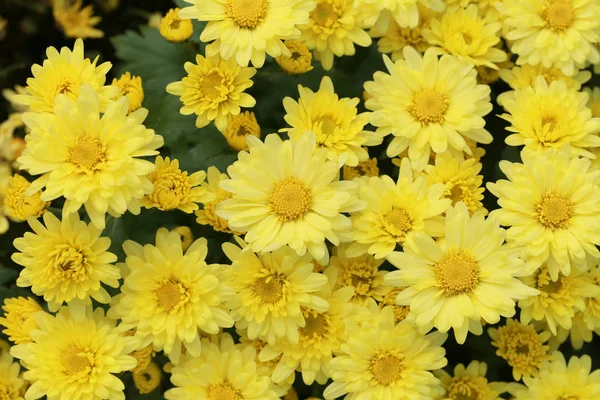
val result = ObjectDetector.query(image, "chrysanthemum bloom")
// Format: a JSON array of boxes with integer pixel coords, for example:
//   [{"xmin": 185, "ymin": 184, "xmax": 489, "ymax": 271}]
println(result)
[
  {"xmin": 133, "ymin": 362, "xmax": 161, "ymax": 395},
  {"xmin": 421, "ymin": 153, "xmax": 486, "ymax": 215},
  {"xmin": 165, "ymin": 333, "xmax": 278, "ymax": 399},
  {"xmin": 347, "ymin": 158, "xmax": 450, "ymax": 259},
  {"xmin": 386, "ymin": 203, "xmax": 538, "ymax": 343},
  {"xmin": 53, "ymin": 0, "xmax": 103, "ymax": 39},
  {"xmin": 160, "ymin": 8, "xmax": 193, "ymax": 43},
  {"xmin": 323, "ymin": 307, "xmax": 447, "ymax": 400},
  {"xmin": 364, "ymin": 47, "xmax": 493, "ymax": 170},
  {"xmin": 298, "ymin": 0, "xmax": 372, "ymax": 70},
  {"xmin": 497, "ymin": 0, "xmax": 600, "ymax": 76},
  {"xmin": 0, "ymin": 297, "xmax": 43, "ymax": 345},
  {"xmin": 499, "ymin": 64, "xmax": 591, "ymax": 94},
  {"xmin": 282, "ymin": 77, "xmax": 379, "ymax": 166},
  {"xmin": 513, "ymin": 352, "xmax": 600, "ymax": 399},
  {"xmin": 11, "ymin": 306, "xmax": 137, "ymax": 400},
  {"xmin": 12, "ymin": 212, "xmax": 120, "ymax": 313},
  {"xmin": 223, "ymin": 237, "xmax": 329, "ymax": 345},
  {"xmin": 275, "ymin": 40, "xmax": 314, "ymax": 75},
  {"xmin": 488, "ymin": 319, "xmax": 552, "ymax": 381},
  {"xmin": 3, "ymin": 175, "xmax": 49, "ymax": 221},
  {"xmin": 217, "ymin": 132, "xmax": 364, "ymax": 263},
  {"xmin": 487, "ymin": 149, "xmax": 600, "ymax": 279},
  {"xmin": 195, "ymin": 166, "xmax": 238, "ymax": 234},
  {"xmin": 379, "ymin": 287, "xmax": 411, "ymax": 323},
  {"xmin": 179, "ymin": 0, "xmax": 315, "ymax": 68},
  {"xmin": 13, "ymin": 39, "xmax": 117, "ymax": 113},
  {"xmin": 111, "ymin": 72, "xmax": 144, "ymax": 114},
  {"xmin": 221, "ymin": 111, "xmax": 261, "ymax": 151},
  {"xmin": 585, "ymin": 87, "xmax": 600, "ymax": 118},
  {"xmin": 434, "ymin": 361, "xmax": 506, "ymax": 400},
  {"xmin": 342, "ymin": 156, "xmax": 379, "ymax": 180},
  {"xmin": 356, "ymin": 0, "xmax": 444, "ymax": 33},
  {"xmin": 0, "ymin": 352, "xmax": 25, "ymax": 399},
  {"xmin": 166, "ymin": 54, "xmax": 256, "ymax": 131},
  {"xmin": 423, "ymin": 4, "xmax": 506, "ymax": 69},
  {"xmin": 141, "ymin": 156, "xmax": 212, "ymax": 212},
  {"xmin": 18, "ymin": 85, "xmax": 163, "ymax": 229}
]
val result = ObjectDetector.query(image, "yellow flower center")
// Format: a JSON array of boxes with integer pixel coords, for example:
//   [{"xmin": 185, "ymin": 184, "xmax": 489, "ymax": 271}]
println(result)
[
  {"xmin": 150, "ymin": 171, "xmax": 191, "ymax": 210},
  {"xmin": 222, "ymin": 111, "xmax": 261, "ymax": 151},
  {"xmin": 381, "ymin": 288, "xmax": 410, "ymax": 323},
  {"xmin": 491, "ymin": 321, "xmax": 549, "ymax": 377},
  {"xmin": 5, "ymin": 175, "xmax": 48, "ymax": 221},
  {"xmin": 458, "ymin": 31, "xmax": 474, "ymax": 46},
  {"xmin": 301, "ymin": 311, "xmax": 328, "ymax": 338},
  {"xmin": 315, "ymin": 115, "xmax": 338, "ymax": 137},
  {"xmin": 268, "ymin": 178, "xmax": 313, "ymax": 221},
  {"xmin": 339, "ymin": 257, "xmax": 381, "ymax": 299},
  {"xmin": 276, "ymin": 40, "xmax": 314, "ymax": 75},
  {"xmin": 56, "ymin": 79, "xmax": 75, "ymax": 96},
  {"xmin": 408, "ymin": 89, "xmax": 448, "ymax": 126},
  {"xmin": 382, "ymin": 208, "xmax": 413, "ymax": 241},
  {"xmin": 155, "ymin": 278, "xmax": 190, "ymax": 313},
  {"xmin": 70, "ymin": 136, "xmax": 106, "ymax": 172},
  {"xmin": 61, "ymin": 346, "xmax": 94, "ymax": 377},
  {"xmin": 311, "ymin": 1, "xmax": 340, "ymax": 27},
  {"xmin": 225, "ymin": 0, "xmax": 269, "ymax": 29},
  {"xmin": 543, "ymin": 0, "xmax": 575, "ymax": 31},
  {"xmin": 435, "ymin": 249, "xmax": 480, "ymax": 297},
  {"xmin": 50, "ymin": 244, "xmax": 89, "ymax": 282},
  {"xmin": 200, "ymin": 70, "xmax": 232, "ymax": 101},
  {"xmin": 535, "ymin": 192, "xmax": 573, "ymax": 231},
  {"xmin": 253, "ymin": 275, "xmax": 285, "ymax": 303},
  {"xmin": 370, "ymin": 352, "xmax": 404, "ymax": 386},
  {"xmin": 207, "ymin": 381, "xmax": 241, "ymax": 400}
]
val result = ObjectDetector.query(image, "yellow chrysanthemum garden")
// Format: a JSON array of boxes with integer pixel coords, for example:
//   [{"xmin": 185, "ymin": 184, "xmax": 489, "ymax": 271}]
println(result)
[{"xmin": 0, "ymin": 0, "xmax": 600, "ymax": 398}]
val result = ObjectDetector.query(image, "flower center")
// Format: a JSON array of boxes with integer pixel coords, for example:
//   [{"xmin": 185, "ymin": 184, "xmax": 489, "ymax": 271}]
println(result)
[
  {"xmin": 543, "ymin": 0, "xmax": 574, "ymax": 31},
  {"xmin": 435, "ymin": 249, "xmax": 480, "ymax": 297},
  {"xmin": 151, "ymin": 172, "xmax": 191, "ymax": 210},
  {"xmin": 61, "ymin": 346, "xmax": 94, "ymax": 377},
  {"xmin": 311, "ymin": 2, "xmax": 339, "ymax": 27},
  {"xmin": 225, "ymin": 0, "xmax": 269, "ymax": 29},
  {"xmin": 155, "ymin": 278, "xmax": 190, "ymax": 313},
  {"xmin": 459, "ymin": 31, "xmax": 473, "ymax": 46},
  {"xmin": 56, "ymin": 79, "xmax": 75, "ymax": 96},
  {"xmin": 268, "ymin": 178, "xmax": 312, "ymax": 221},
  {"xmin": 340, "ymin": 258, "xmax": 379, "ymax": 298},
  {"xmin": 207, "ymin": 381, "xmax": 241, "ymax": 400},
  {"xmin": 408, "ymin": 89, "xmax": 448, "ymax": 126},
  {"xmin": 535, "ymin": 192, "xmax": 572, "ymax": 231},
  {"xmin": 370, "ymin": 352, "xmax": 404, "ymax": 386},
  {"xmin": 70, "ymin": 136, "xmax": 106, "ymax": 172},
  {"xmin": 50, "ymin": 244, "xmax": 88, "ymax": 282},
  {"xmin": 300, "ymin": 311, "xmax": 328, "ymax": 338},
  {"xmin": 315, "ymin": 115, "xmax": 338, "ymax": 137},
  {"xmin": 447, "ymin": 377, "xmax": 486, "ymax": 400},
  {"xmin": 382, "ymin": 208, "xmax": 413, "ymax": 241},
  {"xmin": 253, "ymin": 275, "xmax": 285, "ymax": 303},
  {"xmin": 199, "ymin": 70, "xmax": 230, "ymax": 101}
]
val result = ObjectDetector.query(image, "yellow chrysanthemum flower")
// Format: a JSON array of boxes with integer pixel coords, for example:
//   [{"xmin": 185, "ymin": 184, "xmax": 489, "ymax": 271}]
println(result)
[
  {"xmin": 513, "ymin": 352, "xmax": 600, "ymax": 399},
  {"xmin": 585, "ymin": 87, "xmax": 600, "ymax": 118},
  {"xmin": 141, "ymin": 156, "xmax": 212, "ymax": 212},
  {"xmin": 220, "ymin": 111, "xmax": 261, "ymax": 151},
  {"xmin": 108, "ymin": 228, "xmax": 234, "ymax": 364},
  {"xmin": 18, "ymin": 84, "xmax": 163, "ymax": 229},
  {"xmin": 499, "ymin": 64, "xmax": 591, "ymax": 95},
  {"xmin": 488, "ymin": 319, "xmax": 552, "ymax": 381},
  {"xmin": 497, "ymin": 0, "xmax": 600, "ymax": 76},
  {"xmin": 552, "ymin": 311, "xmax": 596, "ymax": 350},
  {"xmin": 13, "ymin": 39, "xmax": 117, "ymax": 113},
  {"xmin": 0, "ymin": 297, "xmax": 43, "ymax": 345},
  {"xmin": 0, "ymin": 351, "xmax": 25, "ymax": 400},
  {"xmin": 423, "ymin": 5, "xmax": 506, "ymax": 69},
  {"xmin": 11, "ymin": 306, "xmax": 137, "ymax": 400},
  {"xmin": 160, "ymin": 8, "xmax": 193, "ymax": 43},
  {"xmin": 3, "ymin": 175, "xmax": 49, "ymax": 221},
  {"xmin": 346, "ymin": 158, "xmax": 450, "ymax": 259},
  {"xmin": 222, "ymin": 237, "xmax": 329, "ymax": 345},
  {"xmin": 487, "ymin": 148, "xmax": 600, "ymax": 279},
  {"xmin": 364, "ymin": 47, "xmax": 493, "ymax": 170},
  {"xmin": 386, "ymin": 203, "xmax": 538, "ymax": 344},
  {"xmin": 379, "ymin": 287, "xmax": 411, "ymax": 323},
  {"xmin": 111, "ymin": 72, "xmax": 144, "ymax": 114},
  {"xmin": 281, "ymin": 77, "xmax": 379, "ymax": 166},
  {"xmin": 356, "ymin": 0, "xmax": 444, "ymax": 32},
  {"xmin": 323, "ymin": 307, "xmax": 447, "ymax": 400},
  {"xmin": 53, "ymin": 0, "xmax": 103, "ymax": 39},
  {"xmin": 421, "ymin": 153, "xmax": 486, "ymax": 215},
  {"xmin": 133, "ymin": 362, "xmax": 161, "ymax": 395},
  {"xmin": 298, "ymin": 0, "xmax": 372, "ymax": 70},
  {"xmin": 342, "ymin": 156, "xmax": 379, "ymax": 180},
  {"xmin": 166, "ymin": 54, "xmax": 256, "ymax": 131},
  {"xmin": 275, "ymin": 40, "xmax": 314, "ymax": 75},
  {"xmin": 195, "ymin": 166, "xmax": 238, "ymax": 234},
  {"xmin": 217, "ymin": 132, "xmax": 363, "ymax": 264},
  {"xmin": 12, "ymin": 212, "xmax": 120, "ymax": 313},
  {"xmin": 179, "ymin": 0, "xmax": 315, "ymax": 68},
  {"xmin": 434, "ymin": 361, "xmax": 506, "ymax": 400}
]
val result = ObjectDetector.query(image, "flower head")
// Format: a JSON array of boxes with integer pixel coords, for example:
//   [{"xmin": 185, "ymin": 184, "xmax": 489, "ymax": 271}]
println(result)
[
  {"xmin": 53, "ymin": 0, "xmax": 103, "ymax": 39},
  {"xmin": 160, "ymin": 8, "xmax": 193, "ymax": 43},
  {"xmin": 133, "ymin": 362, "xmax": 162, "ymax": 395},
  {"xmin": 221, "ymin": 111, "xmax": 261, "ymax": 151},
  {"xmin": 499, "ymin": 64, "xmax": 591, "ymax": 95},
  {"xmin": 275, "ymin": 40, "xmax": 314, "ymax": 74},
  {"xmin": 356, "ymin": 0, "xmax": 444, "ymax": 32},
  {"xmin": 0, "ymin": 297, "xmax": 43, "ymax": 345},
  {"xmin": 0, "ymin": 352, "xmax": 25, "ymax": 400},
  {"xmin": 111, "ymin": 72, "xmax": 144, "ymax": 113},
  {"xmin": 3, "ymin": 175, "xmax": 49, "ymax": 221},
  {"xmin": 342, "ymin": 156, "xmax": 379, "ymax": 180},
  {"xmin": 195, "ymin": 166, "xmax": 238, "ymax": 234},
  {"xmin": 435, "ymin": 361, "xmax": 506, "ymax": 400}
]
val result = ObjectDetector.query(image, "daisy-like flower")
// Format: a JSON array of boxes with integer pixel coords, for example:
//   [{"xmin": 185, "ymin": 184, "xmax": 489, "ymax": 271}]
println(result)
[
  {"xmin": 222, "ymin": 237, "xmax": 329, "ymax": 345},
  {"xmin": 18, "ymin": 84, "xmax": 163, "ymax": 229},
  {"xmin": 140, "ymin": 156, "xmax": 213, "ymax": 212},
  {"xmin": 275, "ymin": 40, "xmax": 314, "ymax": 75},
  {"xmin": 53, "ymin": 0, "xmax": 103, "ymax": 39},
  {"xmin": 108, "ymin": 228, "xmax": 235, "ymax": 364},
  {"xmin": 488, "ymin": 319, "xmax": 552, "ymax": 381},
  {"xmin": 497, "ymin": 0, "xmax": 600, "ymax": 76},
  {"xmin": 0, "ymin": 352, "xmax": 25, "ymax": 400},
  {"xmin": 12, "ymin": 39, "xmax": 117, "ymax": 113},
  {"xmin": 323, "ymin": 307, "xmax": 447, "ymax": 400},
  {"xmin": 347, "ymin": 158, "xmax": 450, "ymax": 259},
  {"xmin": 11, "ymin": 306, "xmax": 137, "ymax": 400},
  {"xmin": 281, "ymin": 76, "xmax": 380, "ymax": 166},
  {"xmin": 3, "ymin": 174, "xmax": 49, "ymax": 221},
  {"xmin": 421, "ymin": 153, "xmax": 486, "ymax": 215},
  {"xmin": 111, "ymin": 72, "xmax": 144, "ymax": 114},
  {"xmin": 298, "ymin": 0, "xmax": 372, "ymax": 70},
  {"xmin": 499, "ymin": 64, "xmax": 591, "ymax": 94},
  {"xmin": 195, "ymin": 166, "xmax": 238, "ymax": 234},
  {"xmin": 386, "ymin": 202, "xmax": 538, "ymax": 344},
  {"xmin": 423, "ymin": 4, "xmax": 506, "ymax": 69},
  {"xmin": 217, "ymin": 132, "xmax": 364, "ymax": 264},
  {"xmin": 166, "ymin": 54, "xmax": 256, "ymax": 131},
  {"xmin": 364, "ymin": 47, "xmax": 493, "ymax": 170},
  {"xmin": 0, "ymin": 297, "xmax": 43, "ymax": 345},
  {"xmin": 434, "ymin": 361, "xmax": 506, "ymax": 400},
  {"xmin": 12, "ymin": 212, "xmax": 120, "ymax": 313},
  {"xmin": 179, "ymin": 0, "xmax": 315, "ymax": 68},
  {"xmin": 513, "ymin": 352, "xmax": 600, "ymax": 399},
  {"xmin": 165, "ymin": 333, "xmax": 278, "ymax": 399},
  {"xmin": 342, "ymin": 156, "xmax": 379, "ymax": 180},
  {"xmin": 220, "ymin": 111, "xmax": 261, "ymax": 151},
  {"xmin": 160, "ymin": 8, "xmax": 193, "ymax": 43},
  {"xmin": 487, "ymin": 148, "xmax": 600, "ymax": 279}
]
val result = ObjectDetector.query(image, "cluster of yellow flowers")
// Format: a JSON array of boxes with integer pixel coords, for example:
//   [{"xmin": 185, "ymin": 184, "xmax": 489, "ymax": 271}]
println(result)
[{"xmin": 1, "ymin": 0, "xmax": 600, "ymax": 399}]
